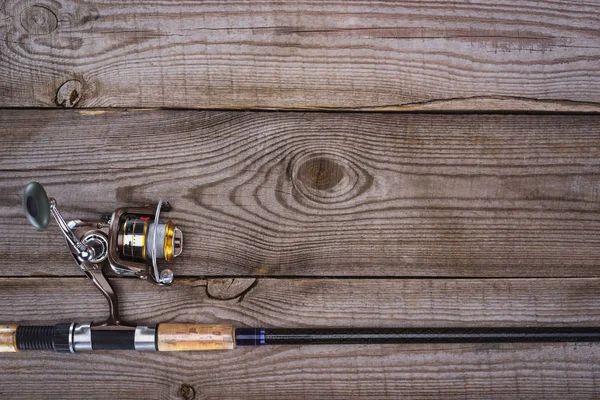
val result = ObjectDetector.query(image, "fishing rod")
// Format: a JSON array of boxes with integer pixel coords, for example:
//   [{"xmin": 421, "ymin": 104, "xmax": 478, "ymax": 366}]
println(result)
[{"xmin": 2, "ymin": 182, "xmax": 600, "ymax": 353}]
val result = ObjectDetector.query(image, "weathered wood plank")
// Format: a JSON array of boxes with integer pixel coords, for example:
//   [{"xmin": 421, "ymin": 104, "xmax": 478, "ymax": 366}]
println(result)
[
  {"xmin": 2, "ymin": 343, "xmax": 600, "ymax": 399},
  {"xmin": 2, "ymin": 277, "xmax": 600, "ymax": 327},
  {"xmin": 1, "ymin": 277, "xmax": 600, "ymax": 398},
  {"xmin": 0, "ymin": 109, "xmax": 599, "ymax": 277},
  {"xmin": 0, "ymin": 0, "xmax": 599, "ymax": 111}
]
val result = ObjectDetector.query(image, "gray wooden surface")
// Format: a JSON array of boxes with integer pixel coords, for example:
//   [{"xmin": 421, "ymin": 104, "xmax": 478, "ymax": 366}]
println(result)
[
  {"xmin": 1, "ymin": 277, "xmax": 600, "ymax": 399},
  {"xmin": 0, "ymin": 0, "xmax": 599, "ymax": 398},
  {"xmin": 0, "ymin": 0, "xmax": 599, "ymax": 111},
  {"xmin": 1, "ymin": 109, "xmax": 599, "ymax": 399},
  {"xmin": 1, "ymin": 110, "xmax": 599, "ymax": 278}
]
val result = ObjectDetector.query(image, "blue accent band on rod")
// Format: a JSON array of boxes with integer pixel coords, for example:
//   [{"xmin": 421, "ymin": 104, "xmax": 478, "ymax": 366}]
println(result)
[{"xmin": 235, "ymin": 328, "xmax": 265, "ymax": 346}]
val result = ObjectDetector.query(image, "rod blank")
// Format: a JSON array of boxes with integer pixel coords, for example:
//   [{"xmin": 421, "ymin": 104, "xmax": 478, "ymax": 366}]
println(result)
[{"xmin": 235, "ymin": 327, "xmax": 600, "ymax": 346}]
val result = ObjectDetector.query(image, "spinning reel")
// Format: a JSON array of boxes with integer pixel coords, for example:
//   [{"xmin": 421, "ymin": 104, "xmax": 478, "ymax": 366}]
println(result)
[
  {"xmin": 23, "ymin": 182, "xmax": 183, "ymax": 327},
  {"xmin": 3, "ymin": 182, "xmax": 600, "ymax": 354}
]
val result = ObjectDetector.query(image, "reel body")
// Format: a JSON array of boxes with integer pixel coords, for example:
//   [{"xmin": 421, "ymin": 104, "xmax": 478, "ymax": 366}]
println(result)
[
  {"xmin": 23, "ymin": 182, "xmax": 183, "ymax": 327},
  {"xmin": 67, "ymin": 205, "xmax": 183, "ymax": 284}
]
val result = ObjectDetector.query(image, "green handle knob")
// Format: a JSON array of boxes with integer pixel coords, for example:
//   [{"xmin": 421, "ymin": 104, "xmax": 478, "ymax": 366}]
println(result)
[{"xmin": 23, "ymin": 182, "xmax": 51, "ymax": 230}]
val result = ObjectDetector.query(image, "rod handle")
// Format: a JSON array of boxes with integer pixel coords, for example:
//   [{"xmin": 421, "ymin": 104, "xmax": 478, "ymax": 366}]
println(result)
[
  {"xmin": 156, "ymin": 324, "xmax": 235, "ymax": 351},
  {"xmin": 0, "ymin": 325, "xmax": 17, "ymax": 352},
  {"xmin": 0, "ymin": 324, "xmax": 73, "ymax": 352}
]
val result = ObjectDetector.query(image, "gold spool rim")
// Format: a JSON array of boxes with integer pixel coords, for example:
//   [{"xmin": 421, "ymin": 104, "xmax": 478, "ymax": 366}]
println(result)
[
  {"xmin": 121, "ymin": 219, "xmax": 127, "ymax": 258},
  {"xmin": 164, "ymin": 220, "xmax": 175, "ymax": 263},
  {"xmin": 141, "ymin": 219, "xmax": 148, "ymax": 261}
]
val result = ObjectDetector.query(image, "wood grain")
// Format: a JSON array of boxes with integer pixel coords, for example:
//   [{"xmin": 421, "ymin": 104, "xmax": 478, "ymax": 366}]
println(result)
[
  {"xmin": 0, "ymin": 109, "xmax": 599, "ymax": 277},
  {"xmin": 0, "ymin": 0, "xmax": 599, "ymax": 111},
  {"xmin": 1, "ymin": 277, "xmax": 600, "ymax": 398},
  {"xmin": 1, "ymin": 277, "xmax": 600, "ymax": 327},
  {"xmin": 2, "ymin": 1, "xmax": 598, "ymax": 396},
  {"xmin": 2, "ymin": 343, "xmax": 600, "ymax": 399}
]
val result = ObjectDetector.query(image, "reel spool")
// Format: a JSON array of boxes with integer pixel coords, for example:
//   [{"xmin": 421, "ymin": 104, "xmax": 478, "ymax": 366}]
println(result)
[
  {"xmin": 23, "ymin": 182, "xmax": 183, "ymax": 326},
  {"xmin": 119, "ymin": 217, "xmax": 179, "ymax": 263},
  {"xmin": 107, "ymin": 200, "xmax": 182, "ymax": 285}
]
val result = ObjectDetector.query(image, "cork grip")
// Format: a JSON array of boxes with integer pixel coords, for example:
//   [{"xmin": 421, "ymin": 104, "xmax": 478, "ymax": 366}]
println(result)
[
  {"xmin": 0, "ymin": 325, "xmax": 18, "ymax": 352},
  {"xmin": 156, "ymin": 324, "xmax": 235, "ymax": 351}
]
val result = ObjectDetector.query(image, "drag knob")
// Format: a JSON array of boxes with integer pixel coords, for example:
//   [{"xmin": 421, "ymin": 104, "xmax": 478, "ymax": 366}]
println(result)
[{"xmin": 23, "ymin": 182, "xmax": 50, "ymax": 229}]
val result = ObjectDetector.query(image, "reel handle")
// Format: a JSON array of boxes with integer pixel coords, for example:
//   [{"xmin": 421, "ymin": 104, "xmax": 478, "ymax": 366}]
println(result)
[
  {"xmin": 23, "ymin": 182, "xmax": 96, "ymax": 261},
  {"xmin": 23, "ymin": 182, "xmax": 50, "ymax": 230}
]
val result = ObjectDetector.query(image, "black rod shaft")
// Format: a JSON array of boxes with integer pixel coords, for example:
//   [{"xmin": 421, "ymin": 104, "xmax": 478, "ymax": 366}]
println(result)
[{"xmin": 235, "ymin": 327, "xmax": 600, "ymax": 346}]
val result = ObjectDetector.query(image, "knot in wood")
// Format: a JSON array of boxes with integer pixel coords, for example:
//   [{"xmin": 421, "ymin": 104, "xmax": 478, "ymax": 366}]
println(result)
[
  {"xmin": 20, "ymin": 5, "xmax": 58, "ymax": 35},
  {"xmin": 177, "ymin": 384, "xmax": 196, "ymax": 400},
  {"xmin": 297, "ymin": 157, "xmax": 345, "ymax": 191},
  {"xmin": 291, "ymin": 152, "xmax": 370, "ymax": 204},
  {"xmin": 56, "ymin": 80, "xmax": 83, "ymax": 107}
]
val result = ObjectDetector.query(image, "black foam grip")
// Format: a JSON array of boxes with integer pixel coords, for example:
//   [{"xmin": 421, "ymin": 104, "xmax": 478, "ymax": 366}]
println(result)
[
  {"xmin": 16, "ymin": 324, "xmax": 73, "ymax": 352},
  {"xmin": 16, "ymin": 325, "xmax": 54, "ymax": 351},
  {"xmin": 52, "ymin": 323, "xmax": 72, "ymax": 353}
]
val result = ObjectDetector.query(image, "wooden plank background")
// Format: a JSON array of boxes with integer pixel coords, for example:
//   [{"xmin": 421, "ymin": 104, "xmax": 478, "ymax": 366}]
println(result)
[
  {"xmin": 1, "ymin": 277, "xmax": 600, "ymax": 399},
  {"xmin": 1, "ymin": 109, "xmax": 599, "ymax": 398},
  {"xmin": 0, "ymin": 0, "xmax": 599, "ymax": 111},
  {"xmin": 1, "ymin": 110, "xmax": 599, "ymax": 278},
  {"xmin": 0, "ymin": 0, "xmax": 599, "ymax": 398}
]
